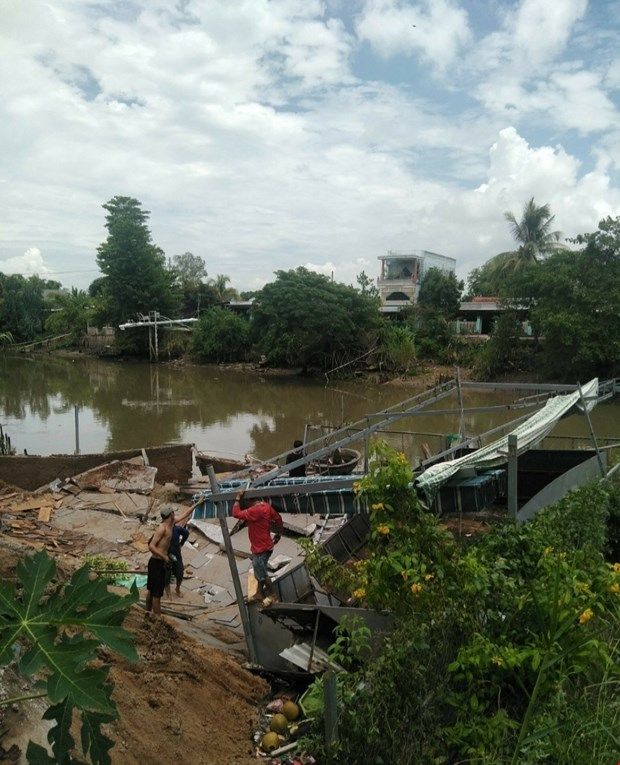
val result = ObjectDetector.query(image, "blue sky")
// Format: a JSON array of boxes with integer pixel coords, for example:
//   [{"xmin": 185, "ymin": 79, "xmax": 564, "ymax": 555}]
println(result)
[{"xmin": 1, "ymin": 0, "xmax": 618, "ymax": 291}]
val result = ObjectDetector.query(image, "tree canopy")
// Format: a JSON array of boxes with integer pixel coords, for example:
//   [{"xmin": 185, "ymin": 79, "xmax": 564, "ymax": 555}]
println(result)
[
  {"xmin": 95, "ymin": 196, "xmax": 178, "ymax": 324},
  {"xmin": 251, "ymin": 267, "xmax": 381, "ymax": 371},
  {"xmin": 417, "ymin": 267, "xmax": 463, "ymax": 317},
  {"xmin": 502, "ymin": 216, "xmax": 620, "ymax": 379},
  {"xmin": 0, "ymin": 274, "xmax": 47, "ymax": 342},
  {"xmin": 467, "ymin": 199, "xmax": 566, "ymax": 296}
]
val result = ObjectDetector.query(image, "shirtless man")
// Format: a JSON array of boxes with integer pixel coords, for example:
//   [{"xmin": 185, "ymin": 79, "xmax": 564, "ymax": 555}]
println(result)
[{"xmin": 146, "ymin": 504, "xmax": 193, "ymax": 615}]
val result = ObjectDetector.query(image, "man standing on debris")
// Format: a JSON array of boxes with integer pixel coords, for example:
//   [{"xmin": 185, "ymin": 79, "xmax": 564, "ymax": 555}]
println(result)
[
  {"xmin": 232, "ymin": 489, "xmax": 284, "ymax": 607},
  {"xmin": 286, "ymin": 439, "xmax": 306, "ymax": 478},
  {"xmin": 146, "ymin": 504, "xmax": 193, "ymax": 615},
  {"xmin": 165, "ymin": 521, "xmax": 190, "ymax": 599}
]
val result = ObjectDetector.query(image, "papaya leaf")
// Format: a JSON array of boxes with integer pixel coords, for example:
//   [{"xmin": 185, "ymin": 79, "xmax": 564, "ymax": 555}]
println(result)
[
  {"xmin": 0, "ymin": 551, "xmax": 137, "ymax": 716},
  {"xmin": 26, "ymin": 741, "xmax": 57, "ymax": 764},
  {"xmin": 44, "ymin": 698, "xmax": 75, "ymax": 763},
  {"xmin": 80, "ymin": 710, "xmax": 115, "ymax": 765}
]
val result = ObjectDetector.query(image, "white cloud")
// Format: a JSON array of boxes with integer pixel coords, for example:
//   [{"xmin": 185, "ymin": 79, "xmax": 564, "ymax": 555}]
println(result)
[
  {"xmin": 513, "ymin": 0, "xmax": 588, "ymax": 67},
  {"xmin": 355, "ymin": 0, "xmax": 471, "ymax": 72},
  {"xmin": 0, "ymin": 0, "xmax": 617, "ymax": 295},
  {"xmin": 0, "ymin": 248, "xmax": 52, "ymax": 276}
]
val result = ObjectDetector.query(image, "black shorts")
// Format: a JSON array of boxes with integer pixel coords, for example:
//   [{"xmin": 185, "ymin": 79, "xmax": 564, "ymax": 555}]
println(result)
[
  {"xmin": 165, "ymin": 557, "xmax": 184, "ymax": 586},
  {"xmin": 147, "ymin": 557, "xmax": 166, "ymax": 598}
]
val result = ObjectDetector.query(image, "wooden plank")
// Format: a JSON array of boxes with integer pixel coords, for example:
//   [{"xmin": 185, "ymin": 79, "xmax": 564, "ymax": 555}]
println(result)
[{"xmin": 38, "ymin": 506, "xmax": 52, "ymax": 523}]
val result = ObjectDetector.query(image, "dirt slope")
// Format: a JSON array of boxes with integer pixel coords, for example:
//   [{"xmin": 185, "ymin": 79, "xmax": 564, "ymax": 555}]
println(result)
[{"xmin": 107, "ymin": 610, "xmax": 268, "ymax": 765}]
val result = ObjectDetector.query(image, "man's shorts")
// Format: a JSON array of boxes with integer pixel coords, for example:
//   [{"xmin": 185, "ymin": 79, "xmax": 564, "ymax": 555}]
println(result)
[
  {"xmin": 147, "ymin": 557, "xmax": 166, "ymax": 598},
  {"xmin": 251, "ymin": 550, "xmax": 272, "ymax": 583},
  {"xmin": 165, "ymin": 557, "xmax": 184, "ymax": 586}
]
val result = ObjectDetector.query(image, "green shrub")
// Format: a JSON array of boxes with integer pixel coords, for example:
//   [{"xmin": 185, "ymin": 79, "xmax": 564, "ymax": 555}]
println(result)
[
  {"xmin": 376, "ymin": 322, "xmax": 416, "ymax": 373},
  {"xmin": 305, "ymin": 443, "xmax": 620, "ymax": 764},
  {"xmin": 191, "ymin": 307, "xmax": 250, "ymax": 363}
]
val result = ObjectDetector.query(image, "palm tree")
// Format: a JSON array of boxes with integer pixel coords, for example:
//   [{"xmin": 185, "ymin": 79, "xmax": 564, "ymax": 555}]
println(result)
[
  {"xmin": 492, "ymin": 198, "xmax": 566, "ymax": 275},
  {"xmin": 208, "ymin": 274, "xmax": 238, "ymax": 302}
]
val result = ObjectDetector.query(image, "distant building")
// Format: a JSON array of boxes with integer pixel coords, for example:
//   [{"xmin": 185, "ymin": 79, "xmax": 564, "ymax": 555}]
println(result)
[
  {"xmin": 378, "ymin": 250, "xmax": 456, "ymax": 313},
  {"xmin": 456, "ymin": 297, "xmax": 532, "ymax": 336}
]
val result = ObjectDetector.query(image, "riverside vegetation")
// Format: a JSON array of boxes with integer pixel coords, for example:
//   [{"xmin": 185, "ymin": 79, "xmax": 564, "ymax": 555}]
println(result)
[
  {"xmin": 0, "ymin": 196, "xmax": 618, "ymax": 381},
  {"xmin": 300, "ymin": 442, "xmax": 620, "ymax": 764}
]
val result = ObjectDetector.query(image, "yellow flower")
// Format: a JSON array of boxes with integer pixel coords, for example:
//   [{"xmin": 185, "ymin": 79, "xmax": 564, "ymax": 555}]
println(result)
[
  {"xmin": 578, "ymin": 608, "xmax": 594, "ymax": 625},
  {"xmin": 491, "ymin": 656, "xmax": 503, "ymax": 667},
  {"xmin": 371, "ymin": 502, "xmax": 384, "ymax": 511},
  {"xmin": 613, "ymin": 562, "xmax": 620, "ymax": 574},
  {"xmin": 377, "ymin": 524, "xmax": 390, "ymax": 535},
  {"xmin": 410, "ymin": 583, "xmax": 423, "ymax": 595},
  {"xmin": 611, "ymin": 582, "xmax": 620, "ymax": 594},
  {"xmin": 543, "ymin": 545, "xmax": 553, "ymax": 555},
  {"xmin": 424, "ymin": 573, "xmax": 434, "ymax": 581},
  {"xmin": 352, "ymin": 588, "xmax": 366, "ymax": 600},
  {"xmin": 352, "ymin": 482, "xmax": 361, "ymax": 491}
]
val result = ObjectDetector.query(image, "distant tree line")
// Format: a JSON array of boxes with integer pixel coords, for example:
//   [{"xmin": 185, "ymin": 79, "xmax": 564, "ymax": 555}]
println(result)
[{"xmin": 0, "ymin": 195, "xmax": 617, "ymax": 381}]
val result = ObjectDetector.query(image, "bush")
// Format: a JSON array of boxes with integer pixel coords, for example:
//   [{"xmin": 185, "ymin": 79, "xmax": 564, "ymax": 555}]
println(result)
[
  {"xmin": 376, "ymin": 322, "xmax": 416, "ymax": 373},
  {"xmin": 191, "ymin": 307, "xmax": 250, "ymax": 363},
  {"xmin": 304, "ymin": 443, "xmax": 620, "ymax": 764}
]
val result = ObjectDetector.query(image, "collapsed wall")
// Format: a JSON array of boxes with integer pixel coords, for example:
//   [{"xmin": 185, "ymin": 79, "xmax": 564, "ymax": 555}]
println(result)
[{"xmin": 0, "ymin": 443, "xmax": 193, "ymax": 490}]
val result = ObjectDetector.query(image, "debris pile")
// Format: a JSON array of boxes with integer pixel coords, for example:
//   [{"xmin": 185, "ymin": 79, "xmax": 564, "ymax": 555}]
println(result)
[{"xmin": 253, "ymin": 693, "xmax": 316, "ymax": 763}]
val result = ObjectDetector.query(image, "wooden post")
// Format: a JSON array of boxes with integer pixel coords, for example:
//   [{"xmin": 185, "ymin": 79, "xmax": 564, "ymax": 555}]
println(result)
[
  {"xmin": 205, "ymin": 465, "xmax": 257, "ymax": 663},
  {"xmin": 507, "ymin": 434, "xmax": 518, "ymax": 521},
  {"xmin": 323, "ymin": 671, "xmax": 339, "ymax": 748},
  {"xmin": 74, "ymin": 405, "xmax": 80, "ymax": 455},
  {"xmin": 456, "ymin": 365, "xmax": 465, "ymax": 438},
  {"xmin": 153, "ymin": 311, "xmax": 159, "ymax": 362},
  {"xmin": 578, "ymin": 382, "xmax": 605, "ymax": 478}
]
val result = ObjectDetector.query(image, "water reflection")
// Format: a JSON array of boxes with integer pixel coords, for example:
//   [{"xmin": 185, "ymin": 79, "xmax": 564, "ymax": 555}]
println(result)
[{"xmin": 0, "ymin": 355, "xmax": 617, "ymax": 461}]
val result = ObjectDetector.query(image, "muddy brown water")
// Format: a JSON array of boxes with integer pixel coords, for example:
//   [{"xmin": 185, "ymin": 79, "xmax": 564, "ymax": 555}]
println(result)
[{"xmin": 0, "ymin": 355, "xmax": 618, "ymax": 464}]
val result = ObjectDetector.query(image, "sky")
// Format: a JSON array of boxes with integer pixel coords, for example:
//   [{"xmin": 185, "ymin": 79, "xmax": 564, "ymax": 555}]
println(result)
[{"xmin": 1, "ymin": 0, "xmax": 619, "ymax": 292}]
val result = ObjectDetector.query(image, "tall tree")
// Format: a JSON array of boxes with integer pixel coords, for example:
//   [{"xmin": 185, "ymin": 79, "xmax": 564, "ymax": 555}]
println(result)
[
  {"xmin": 172, "ymin": 252, "xmax": 207, "ymax": 289},
  {"xmin": 95, "ymin": 196, "xmax": 178, "ymax": 324},
  {"xmin": 417, "ymin": 268, "xmax": 463, "ymax": 318},
  {"xmin": 494, "ymin": 198, "xmax": 565, "ymax": 275},
  {"xmin": 209, "ymin": 274, "xmax": 238, "ymax": 302},
  {"xmin": 0, "ymin": 273, "xmax": 47, "ymax": 342},
  {"xmin": 356, "ymin": 270, "xmax": 379, "ymax": 299},
  {"xmin": 251, "ymin": 267, "xmax": 381, "ymax": 371},
  {"xmin": 506, "ymin": 216, "xmax": 620, "ymax": 379},
  {"xmin": 171, "ymin": 252, "xmax": 211, "ymax": 315},
  {"xmin": 466, "ymin": 199, "xmax": 565, "ymax": 296}
]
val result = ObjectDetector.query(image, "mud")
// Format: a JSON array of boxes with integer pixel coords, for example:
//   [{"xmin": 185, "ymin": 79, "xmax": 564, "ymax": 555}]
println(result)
[{"xmin": 0, "ymin": 542, "xmax": 269, "ymax": 765}]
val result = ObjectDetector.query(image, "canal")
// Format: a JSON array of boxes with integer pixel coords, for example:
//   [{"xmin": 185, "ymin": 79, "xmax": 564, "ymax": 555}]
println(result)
[{"xmin": 1, "ymin": 355, "xmax": 618, "ymax": 462}]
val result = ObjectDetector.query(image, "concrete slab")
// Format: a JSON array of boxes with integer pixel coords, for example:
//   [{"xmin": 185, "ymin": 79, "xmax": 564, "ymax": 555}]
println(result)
[
  {"xmin": 72, "ymin": 461, "xmax": 158, "ymax": 494},
  {"xmin": 280, "ymin": 513, "xmax": 321, "ymax": 536},
  {"xmin": 189, "ymin": 518, "xmax": 238, "ymax": 548}
]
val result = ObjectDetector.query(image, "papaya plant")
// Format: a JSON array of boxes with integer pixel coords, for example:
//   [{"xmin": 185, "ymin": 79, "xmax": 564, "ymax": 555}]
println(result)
[{"xmin": 0, "ymin": 551, "xmax": 138, "ymax": 764}]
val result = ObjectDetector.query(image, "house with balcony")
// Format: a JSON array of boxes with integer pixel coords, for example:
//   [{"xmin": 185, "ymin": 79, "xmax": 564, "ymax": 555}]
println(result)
[{"xmin": 378, "ymin": 250, "xmax": 456, "ymax": 313}]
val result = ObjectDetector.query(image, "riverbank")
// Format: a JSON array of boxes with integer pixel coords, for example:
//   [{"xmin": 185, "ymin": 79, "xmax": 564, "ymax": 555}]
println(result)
[{"xmin": 18, "ymin": 345, "xmax": 470, "ymax": 387}]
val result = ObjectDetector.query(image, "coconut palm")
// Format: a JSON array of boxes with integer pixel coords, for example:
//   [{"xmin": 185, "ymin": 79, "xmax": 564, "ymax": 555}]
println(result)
[
  {"xmin": 208, "ymin": 274, "xmax": 238, "ymax": 302},
  {"xmin": 495, "ymin": 198, "xmax": 565, "ymax": 272}
]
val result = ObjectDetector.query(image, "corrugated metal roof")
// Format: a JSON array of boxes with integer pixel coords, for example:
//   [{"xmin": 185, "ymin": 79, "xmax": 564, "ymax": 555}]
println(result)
[{"xmin": 279, "ymin": 643, "xmax": 344, "ymax": 673}]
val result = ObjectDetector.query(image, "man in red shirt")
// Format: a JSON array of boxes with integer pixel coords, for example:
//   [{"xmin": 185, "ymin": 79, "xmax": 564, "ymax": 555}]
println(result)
[{"xmin": 232, "ymin": 489, "xmax": 284, "ymax": 607}]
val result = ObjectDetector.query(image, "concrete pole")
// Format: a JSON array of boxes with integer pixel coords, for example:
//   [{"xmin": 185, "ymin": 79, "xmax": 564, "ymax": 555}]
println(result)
[
  {"xmin": 507, "ymin": 434, "xmax": 518, "ymax": 521},
  {"xmin": 205, "ymin": 465, "xmax": 257, "ymax": 663},
  {"xmin": 74, "ymin": 405, "xmax": 80, "ymax": 455},
  {"xmin": 154, "ymin": 311, "xmax": 159, "ymax": 362},
  {"xmin": 324, "ymin": 671, "xmax": 339, "ymax": 747}
]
